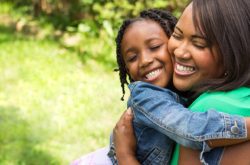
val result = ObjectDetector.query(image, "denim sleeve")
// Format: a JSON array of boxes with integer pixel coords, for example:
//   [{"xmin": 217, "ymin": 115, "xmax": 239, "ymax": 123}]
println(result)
[{"xmin": 128, "ymin": 81, "xmax": 247, "ymax": 151}]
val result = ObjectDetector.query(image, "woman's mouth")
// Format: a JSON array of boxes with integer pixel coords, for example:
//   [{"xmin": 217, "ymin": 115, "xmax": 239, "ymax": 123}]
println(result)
[{"xmin": 175, "ymin": 63, "xmax": 195, "ymax": 76}]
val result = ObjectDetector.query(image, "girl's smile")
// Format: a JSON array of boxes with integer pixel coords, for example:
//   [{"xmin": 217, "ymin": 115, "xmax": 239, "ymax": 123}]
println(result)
[
  {"xmin": 144, "ymin": 68, "xmax": 162, "ymax": 81},
  {"xmin": 121, "ymin": 20, "xmax": 173, "ymax": 88}
]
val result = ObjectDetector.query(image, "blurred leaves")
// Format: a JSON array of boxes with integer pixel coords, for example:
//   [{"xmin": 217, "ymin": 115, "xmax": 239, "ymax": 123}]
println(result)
[
  {"xmin": 0, "ymin": 0, "xmax": 189, "ymax": 68},
  {"xmin": 2, "ymin": 0, "xmax": 188, "ymax": 31}
]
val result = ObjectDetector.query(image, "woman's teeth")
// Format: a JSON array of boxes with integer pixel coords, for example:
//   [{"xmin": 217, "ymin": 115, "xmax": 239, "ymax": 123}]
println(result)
[
  {"xmin": 176, "ymin": 64, "xmax": 194, "ymax": 72},
  {"xmin": 145, "ymin": 69, "xmax": 161, "ymax": 79}
]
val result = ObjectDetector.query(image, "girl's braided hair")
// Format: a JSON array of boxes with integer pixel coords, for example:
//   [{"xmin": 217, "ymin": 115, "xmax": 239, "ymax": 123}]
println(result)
[{"xmin": 115, "ymin": 9, "xmax": 177, "ymax": 100}]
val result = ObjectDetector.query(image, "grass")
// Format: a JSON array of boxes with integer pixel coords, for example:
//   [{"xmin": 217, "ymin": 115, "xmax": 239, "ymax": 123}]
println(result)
[{"xmin": 0, "ymin": 24, "xmax": 126, "ymax": 164}]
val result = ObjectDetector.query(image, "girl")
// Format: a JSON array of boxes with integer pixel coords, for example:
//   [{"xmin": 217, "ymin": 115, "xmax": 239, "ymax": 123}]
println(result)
[{"xmin": 114, "ymin": 0, "xmax": 250, "ymax": 165}]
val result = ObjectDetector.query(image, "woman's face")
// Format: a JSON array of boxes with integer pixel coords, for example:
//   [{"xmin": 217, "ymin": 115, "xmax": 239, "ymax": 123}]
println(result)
[
  {"xmin": 168, "ymin": 3, "xmax": 224, "ymax": 91},
  {"xmin": 121, "ymin": 20, "xmax": 173, "ymax": 88}
]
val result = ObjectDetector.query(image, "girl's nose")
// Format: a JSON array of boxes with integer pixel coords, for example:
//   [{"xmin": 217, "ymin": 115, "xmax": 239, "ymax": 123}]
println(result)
[{"xmin": 139, "ymin": 52, "xmax": 153, "ymax": 68}]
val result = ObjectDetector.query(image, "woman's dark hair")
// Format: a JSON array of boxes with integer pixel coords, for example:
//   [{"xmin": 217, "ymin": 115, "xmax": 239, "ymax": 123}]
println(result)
[
  {"xmin": 192, "ymin": 0, "xmax": 250, "ymax": 93},
  {"xmin": 115, "ymin": 9, "xmax": 177, "ymax": 100}
]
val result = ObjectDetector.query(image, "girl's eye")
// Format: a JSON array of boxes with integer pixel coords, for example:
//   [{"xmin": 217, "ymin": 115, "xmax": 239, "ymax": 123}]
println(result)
[{"xmin": 127, "ymin": 54, "xmax": 137, "ymax": 62}]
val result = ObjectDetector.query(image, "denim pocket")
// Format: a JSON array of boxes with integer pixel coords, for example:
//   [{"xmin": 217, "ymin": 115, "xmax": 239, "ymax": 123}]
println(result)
[{"xmin": 140, "ymin": 147, "xmax": 167, "ymax": 165}]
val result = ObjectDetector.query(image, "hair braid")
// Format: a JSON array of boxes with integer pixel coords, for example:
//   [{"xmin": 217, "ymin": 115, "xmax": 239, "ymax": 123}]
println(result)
[
  {"xmin": 140, "ymin": 9, "xmax": 177, "ymax": 37},
  {"xmin": 115, "ymin": 19, "xmax": 134, "ymax": 100}
]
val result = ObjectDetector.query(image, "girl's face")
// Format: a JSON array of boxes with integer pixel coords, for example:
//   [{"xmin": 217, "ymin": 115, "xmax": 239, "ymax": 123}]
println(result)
[
  {"xmin": 168, "ymin": 3, "xmax": 224, "ymax": 91},
  {"xmin": 121, "ymin": 20, "xmax": 173, "ymax": 88}
]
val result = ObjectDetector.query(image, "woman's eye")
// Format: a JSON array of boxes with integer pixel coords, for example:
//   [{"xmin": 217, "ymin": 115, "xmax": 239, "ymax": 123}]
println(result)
[
  {"xmin": 193, "ymin": 42, "xmax": 207, "ymax": 50},
  {"xmin": 171, "ymin": 32, "xmax": 182, "ymax": 40},
  {"xmin": 194, "ymin": 44, "xmax": 206, "ymax": 49},
  {"xmin": 192, "ymin": 38, "xmax": 209, "ymax": 49},
  {"xmin": 150, "ymin": 45, "xmax": 161, "ymax": 50}
]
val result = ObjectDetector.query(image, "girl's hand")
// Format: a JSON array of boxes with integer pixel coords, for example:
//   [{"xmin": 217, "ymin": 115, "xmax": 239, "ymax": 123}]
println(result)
[{"xmin": 113, "ymin": 108, "xmax": 140, "ymax": 165}]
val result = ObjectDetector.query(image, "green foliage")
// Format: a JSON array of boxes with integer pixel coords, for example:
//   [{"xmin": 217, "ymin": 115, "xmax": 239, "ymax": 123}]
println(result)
[
  {"xmin": 0, "ymin": 27, "xmax": 125, "ymax": 164},
  {"xmin": 1, "ymin": 0, "xmax": 189, "ymax": 31}
]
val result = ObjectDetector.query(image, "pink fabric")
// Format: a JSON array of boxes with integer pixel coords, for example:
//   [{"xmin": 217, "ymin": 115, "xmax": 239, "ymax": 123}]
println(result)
[{"xmin": 71, "ymin": 147, "xmax": 112, "ymax": 165}]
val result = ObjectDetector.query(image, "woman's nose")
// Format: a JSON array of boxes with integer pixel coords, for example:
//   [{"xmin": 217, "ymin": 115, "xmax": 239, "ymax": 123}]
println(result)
[
  {"xmin": 173, "ymin": 42, "xmax": 191, "ymax": 59},
  {"xmin": 139, "ymin": 52, "xmax": 153, "ymax": 68}
]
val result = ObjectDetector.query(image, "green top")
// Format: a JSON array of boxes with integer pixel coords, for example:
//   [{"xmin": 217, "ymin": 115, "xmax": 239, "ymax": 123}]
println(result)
[{"xmin": 170, "ymin": 87, "xmax": 250, "ymax": 165}]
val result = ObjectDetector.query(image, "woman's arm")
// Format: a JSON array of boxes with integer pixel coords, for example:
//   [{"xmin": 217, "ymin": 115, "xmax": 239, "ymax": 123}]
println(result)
[
  {"xmin": 113, "ymin": 108, "xmax": 140, "ymax": 165},
  {"xmin": 128, "ymin": 82, "xmax": 249, "ymax": 150},
  {"xmin": 179, "ymin": 141, "xmax": 250, "ymax": 165},
  {"xmin": 220, "ymin": 141, "xmax": 250, "ymax": 165}
]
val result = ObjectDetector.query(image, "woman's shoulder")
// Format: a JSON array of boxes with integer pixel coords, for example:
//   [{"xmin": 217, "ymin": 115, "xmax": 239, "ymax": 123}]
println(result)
[
  {"xmin": 196, "ymin": 87, "xmax": 250, "ymax": 101},
  {"xmin": 189, "ymin": 87, "xmax": 250, "ymax": 115}
]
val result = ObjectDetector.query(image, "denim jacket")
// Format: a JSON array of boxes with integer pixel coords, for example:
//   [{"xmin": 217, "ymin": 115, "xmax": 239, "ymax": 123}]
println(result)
[{"xmin": 108, "ymin": 81, "xmax": 246, "ymax": 165}]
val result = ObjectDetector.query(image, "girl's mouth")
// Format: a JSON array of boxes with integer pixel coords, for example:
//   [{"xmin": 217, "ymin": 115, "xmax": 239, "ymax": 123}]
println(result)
[{"xmin": 144, "ymin": 68, "xmax": 162, "ymax": 81}]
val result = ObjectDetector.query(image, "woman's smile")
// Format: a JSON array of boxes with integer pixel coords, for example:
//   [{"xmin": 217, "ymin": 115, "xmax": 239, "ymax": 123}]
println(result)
[
  {"xmin": 168, "ymin": 4, "xmax": 224, "ymax": 91},
  {"xmin": 174, "ymin": 63, "xmax": 195, "ymax": 76}
]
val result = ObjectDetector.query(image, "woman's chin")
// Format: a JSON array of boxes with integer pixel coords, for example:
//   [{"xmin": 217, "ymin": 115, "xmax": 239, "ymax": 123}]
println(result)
[{"xmin": 173, "ymin": 80, "xmax": 192, "ymax": 92}]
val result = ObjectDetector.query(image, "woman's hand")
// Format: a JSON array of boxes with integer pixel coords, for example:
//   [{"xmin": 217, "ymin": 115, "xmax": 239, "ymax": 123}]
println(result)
[{"xmin": 113, "ymin": 108, "xmax": 140, "ymax": 165}]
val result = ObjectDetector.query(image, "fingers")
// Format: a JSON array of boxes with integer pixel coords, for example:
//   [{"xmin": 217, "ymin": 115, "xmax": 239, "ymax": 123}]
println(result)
[
  {"xmin": 113, "ymin": 108, "xmax": 135, "ymax": 140},
  {"xmin": 113, "ymin": 108, "xmax": 137, "ymax": 158},
  {"xmin": 116, "ymin": 108, "xmax": 133, "ymax": 133},
  {"xmin": 122, "ymin": 107, "xmax": 134, "ymax": 119},
  {"xmin": 115, "ymin": 108, "xmax": 133, "ymax": 130},
  {"xmin": 124, "ymin": 108, "xmax": 133, "ymax": 121}
]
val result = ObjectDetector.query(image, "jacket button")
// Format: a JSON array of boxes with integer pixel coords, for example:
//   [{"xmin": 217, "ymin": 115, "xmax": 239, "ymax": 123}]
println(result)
[{"xmin": 230, "ymin": 121, "xmax": 239, "ymax": 134}]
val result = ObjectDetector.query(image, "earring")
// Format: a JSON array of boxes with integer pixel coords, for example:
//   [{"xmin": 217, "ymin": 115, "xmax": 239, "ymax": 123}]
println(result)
[{"xmin": 224, "ymin": 72, "xmax": 228, "ymax": 77}]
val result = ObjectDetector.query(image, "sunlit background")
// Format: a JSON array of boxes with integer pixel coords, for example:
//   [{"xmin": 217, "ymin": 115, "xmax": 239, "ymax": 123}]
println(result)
[{"xmin": 0, "ymin": 0, "xmax": 188, "ymax": 164}]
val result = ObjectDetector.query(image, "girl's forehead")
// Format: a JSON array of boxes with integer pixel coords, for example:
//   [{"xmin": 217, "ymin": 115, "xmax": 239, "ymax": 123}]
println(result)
[
  {"xmin": 124, "ymin": 20, "xmax": 164, "ymax": 37},
  {"xmin": 121, "ymin": 20, "xmax": 168, "ymax": 52},
  {"xmin": 123, "ymin": 20, "xmax": 167, "ymax": 41},
  {"xmin": 126, "ymin": 19, "xmax": 156, "ymax": 30}
]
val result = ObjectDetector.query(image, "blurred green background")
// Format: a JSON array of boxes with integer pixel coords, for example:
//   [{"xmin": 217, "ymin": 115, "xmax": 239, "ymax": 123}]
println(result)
[{"xmin": 0, "ymin": 0, "xmax": 188, "ymax": 164}]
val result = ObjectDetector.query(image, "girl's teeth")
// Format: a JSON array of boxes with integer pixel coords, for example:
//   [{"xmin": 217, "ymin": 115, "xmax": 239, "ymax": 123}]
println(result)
[
  {"xmin": 146, "ymin": 69, "xmax": 160, "ymax": 79},
  {"xmin": 176, "ymin": 64, "xmax": 194, "ymax": 72}
]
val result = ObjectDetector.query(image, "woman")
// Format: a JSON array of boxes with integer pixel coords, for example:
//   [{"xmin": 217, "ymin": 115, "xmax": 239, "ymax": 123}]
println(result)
[{"xmin": 113, "ymin": 0, "xmax": 250, "ymax": 164}]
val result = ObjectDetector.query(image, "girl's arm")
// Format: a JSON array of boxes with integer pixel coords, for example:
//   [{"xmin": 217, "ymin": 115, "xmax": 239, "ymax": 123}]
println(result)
[
  {"xmin": 128, "ymin": 81, "xmax": 249, "ymax": 150},
  {"xmin": 206, "ymin": 117, "xmax": 250, "ymax": 148}
]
